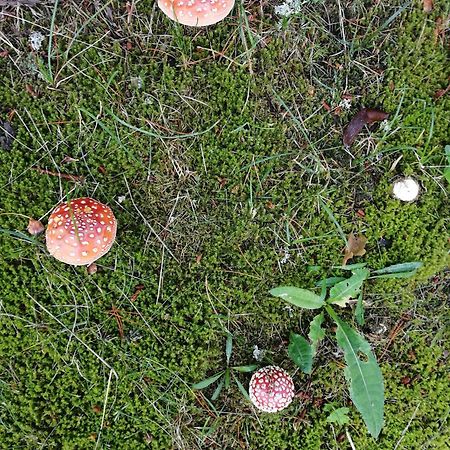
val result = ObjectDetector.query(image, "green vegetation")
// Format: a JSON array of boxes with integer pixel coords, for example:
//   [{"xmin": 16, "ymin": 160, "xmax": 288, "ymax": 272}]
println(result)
[{"xmin": 0, "ymin": 0, "xmax": 448, "ymax": 448}]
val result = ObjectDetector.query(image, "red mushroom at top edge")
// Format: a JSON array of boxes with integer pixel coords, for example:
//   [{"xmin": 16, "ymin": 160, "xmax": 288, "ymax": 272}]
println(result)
[
  {"xmin": 46, "ymin": 197, "xmax": 117, "ymax": 266},
  {"xmin": 249, "ymin": 366, "xmax": 295, "ymax": 412},
  {"xmin": 158, "ymin": 0, "xmax": 235, "ymax": 27}
]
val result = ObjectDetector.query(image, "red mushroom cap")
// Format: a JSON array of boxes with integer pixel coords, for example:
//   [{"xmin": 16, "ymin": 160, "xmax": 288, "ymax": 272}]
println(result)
[
  {"xmin": 249, "ymin": 366, "xmax": 295, "ymax": 413},
  {"xmin": 46, "ymin": 197, "xmax": 117, "ymax": 266},
  {"xmin": 158, "ymin": 0, "xmax": 235, "ymax": 27}
]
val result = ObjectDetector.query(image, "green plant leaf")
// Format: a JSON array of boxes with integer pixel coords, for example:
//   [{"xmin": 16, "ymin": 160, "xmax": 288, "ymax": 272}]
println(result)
[
  {"xmin": 325, "ymin": 406, "xmax": 351, "ymax": 425},
  {"xmin": 308, "ymin": 312, "xmax": 325, "ymax": 352},
  {"xmin": 288, "ymin": 332, "xmax": 313, "ymax": 374},
  {"xmin": 234, "ymin": 377, "xmax": 251, "ymax": 401},
  {"xmin": 333, "ymin": 262, "xmax": 368, "ymax": 271},
  {"xmin": 270, "ymin": 286, "xmax": 325, "ymax": 309},
  {"xmin": 316, "ymin": 277, "xmax": 346, "ymax": 288},
  {"xmin": 192, "ymin": 372, "xmax": 224, "ymax": 390},
  {"xmin": 372, "ymin": 262, "xmax": 422, "ymax": 275},
  {"xmin": 211, "ymin": 377, "xmax": 225, "ymax": 401},
  {"xmin": 372, "ymin": 271, "xmax": 418, "ymax": 279},
  {"xmin": 232, "ymin": 365, "xmax": 258, "ymax": 373},
  {"xmin": 225, "ymin": 333, "xmax": 233, "ymax": 365},
  {"xmin": 355, "ymin": 291, "xmax": 365, "ymax": 326},
  {"xmin": 329, "ymin": 268, "xmax": 370, "ymax": 306},
  {"xmin": 224, "ymin": 368, "xmax": 231, "ymax": 389},
  {"xmin": 333, "ymin": 315, "xmax": 384, "ymax": 439}
]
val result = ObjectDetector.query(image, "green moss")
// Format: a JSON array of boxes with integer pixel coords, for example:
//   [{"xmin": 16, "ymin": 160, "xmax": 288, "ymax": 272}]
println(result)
[{"xmin": 0, "ymin": 0, "xmax": 448, "ymax": 448}]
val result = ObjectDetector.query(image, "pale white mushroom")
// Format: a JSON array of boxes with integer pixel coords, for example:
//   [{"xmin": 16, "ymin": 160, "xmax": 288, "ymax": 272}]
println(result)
[{"xmin": 392, "ymin": 177, "xmax": 420, "ymax": 202}]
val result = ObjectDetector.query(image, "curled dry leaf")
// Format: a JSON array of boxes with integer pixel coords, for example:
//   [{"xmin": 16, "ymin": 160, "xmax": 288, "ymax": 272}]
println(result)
[
  {"xmin": 87, "ymin": 263, "xmax": 98, "ymax": 275},
  {"xmin": 27, "ymin": 218, "xmax": 44, "ymax": 235},
  {"xmin": 343, "ymin": 108, "xmax": 389, "ymax": 146},
  {"xmin": 343, "ymin": 233, "xmax": 367, "ymax": 266},
  {"xmin": 423, "ymin": 0, "xmax": 433, "ymax": 13}
]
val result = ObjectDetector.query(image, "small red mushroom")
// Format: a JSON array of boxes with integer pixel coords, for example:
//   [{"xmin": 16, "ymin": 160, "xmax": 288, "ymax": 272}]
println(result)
[
  {"xmin": 158, "ymin": 0, "xmax": 235, "ymax": 27},
  {"xmin": 46, "ymin": 197, "xmax": 117, "ymax": 266},
  {"xmin": 249, "ymin": 366, "xmax": 295, "ymax": 413}
]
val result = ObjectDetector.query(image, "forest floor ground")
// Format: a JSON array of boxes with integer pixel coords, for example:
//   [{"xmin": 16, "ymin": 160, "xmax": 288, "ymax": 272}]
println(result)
[{"xmin": 0, "ymin": 0, "xmax": 449, "ymax": 448}]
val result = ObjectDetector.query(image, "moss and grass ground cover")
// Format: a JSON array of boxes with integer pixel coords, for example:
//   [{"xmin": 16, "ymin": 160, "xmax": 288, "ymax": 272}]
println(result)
[{"xmin": 0, "ymin": 0, "xmax": 449, "ymax": 448}]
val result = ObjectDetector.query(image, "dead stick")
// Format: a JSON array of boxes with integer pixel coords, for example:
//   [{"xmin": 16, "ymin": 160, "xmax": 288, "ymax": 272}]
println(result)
[{"xmin": 33, "ymin": 167, "xmax": 85, "ymax": 183}]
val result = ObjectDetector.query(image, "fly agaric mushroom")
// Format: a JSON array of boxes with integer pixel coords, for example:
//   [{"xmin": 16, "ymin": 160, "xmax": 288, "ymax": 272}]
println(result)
[
  {"xmin": 249, "ymin": 366, "xmax": 295, "ymax": 413},
  {"xmin": 158, "ymin": 0, "xmax": 235, "ymax": 27},
  {"xmin": 46, "ymin": 197, "xmax": 117, "ymax": 266},
  {"xmin": 392, "ymin": 177, "xmax": 420, "ymax": 202}
]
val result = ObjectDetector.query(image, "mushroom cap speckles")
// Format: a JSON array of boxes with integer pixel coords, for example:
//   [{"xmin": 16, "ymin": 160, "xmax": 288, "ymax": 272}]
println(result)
[
  {"xmin": 46, "ymin": 197, "xmax": 117, "ymax": 266},
  {"xmin": 158, "ymin": 0, "xmax": 235, "ymax": 27},
  {"xmin": 249, "ymin": 366, "xmax": 295, "ymax": 413}
]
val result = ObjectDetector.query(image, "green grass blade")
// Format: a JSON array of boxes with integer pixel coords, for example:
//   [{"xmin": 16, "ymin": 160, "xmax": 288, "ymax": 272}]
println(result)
[
  {"xmin": 232, "ymin": 365, "xmax": 258, "ymax": 373},
  {"xmin": 192, "ymin": 372, "xmax": 224, "ymax": 390},
  {"xmin": 211, "ymin": 377, "xmax": 225, "ymax": 401},
  {"xmin": 234, "ymin": 377, "xmax": 250, "ymax": 402},
  {"xmin": 270, "ymin": 286, "xmax": 325, "ymax": 310},
  {"xmin": 47, "ymin": 0, "xmax": 59, "ymax": 84},
  {"xmin": 318, "ymin": 197, "xmax": 347, "ymax": 245},
  {"xmin": 225, "ymin": 333, "xmax": 233, "ymax": 365}
]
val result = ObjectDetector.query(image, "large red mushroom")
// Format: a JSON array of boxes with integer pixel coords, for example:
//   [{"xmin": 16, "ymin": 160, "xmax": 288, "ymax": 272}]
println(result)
[
  {"xmin": 158, "ymin": 0, "xmax": 235, "ymax": 27},
  {"xmin": 46, "ymin": 197, "xmax": 117, "ymax": 266},
  {"xmin": 249, "ymin": 366, "xmax": 295, "ymax": 413}
]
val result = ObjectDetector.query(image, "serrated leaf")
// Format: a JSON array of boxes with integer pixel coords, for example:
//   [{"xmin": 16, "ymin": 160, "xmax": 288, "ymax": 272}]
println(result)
[
  {"xmin": 308, "ymin": 313, "xmax": 325, "ymax": 352},
  {"xmin": 211, "ymin": 377, "xmax": 224, "ymax": 401},
  {"xmin": 372, "ymin": 262, "xmax": 422, "ymax": 276},
  {"xmin": 232, "ymin": 365, "xmax": 258, "ymax": 373},
  {"xmin": 225, "ymin": 333, "xmax": 233, "ymax": 365},
  {"xmin": 270, "ymin": 286, "xmax": 325, "ymax": 310},
  {"xmin": 234, "ymin": 377, "xmax": 251, "ymax": 401},
  {"xmin": 316, "ymin": 277, "xmax": 346, "ymax": 288},
  {"xmin": 329, "ymin": 268, "xmax": 370, "ymax": 306},
  {"xmin": 192, "ymin": 371, "xmax": 224, "ymax": 390},
  {"xmin": 288, "ymin": 332, "xmax": 313, "ymax": 374},
  {"xmin": 334, "ymin": 317, "xmax": 384, "ymax": 439},
  {"xmin": 326, "ymin": 406, "xmax": 350, "ymax": 425}
]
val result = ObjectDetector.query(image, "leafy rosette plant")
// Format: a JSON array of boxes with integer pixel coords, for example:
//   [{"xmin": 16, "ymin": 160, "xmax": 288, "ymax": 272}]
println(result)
[{"xmin": 270, "ymin": 261, "xmax": 422, "ymax": 439}]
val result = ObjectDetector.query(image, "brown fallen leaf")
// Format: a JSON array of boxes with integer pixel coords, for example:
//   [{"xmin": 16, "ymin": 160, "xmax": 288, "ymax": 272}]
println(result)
[
  {"xmin": 343, "ymin": 108, "xmax": 389, "ymax": 146},
  {"xmin": 27, "ymin": 218, "xmax": 44, "ymax": 235},
  {"xmin": 343, "ymin": 233, "xmax": 367, "ymax": 266},
  {"xmin": 435, "ymin": 80, "xmax": 450, "ymax": 99},
  {"xmin": 130, "ymin": 284, "xmax": 144, "ymax": 302},
  {"xmin": 423, "ymin": 0, "xmax": 433, "ymax": 13},
  {"xmin": 87, "ymin": 263, "xmax": 98, "ymax": 275}
]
